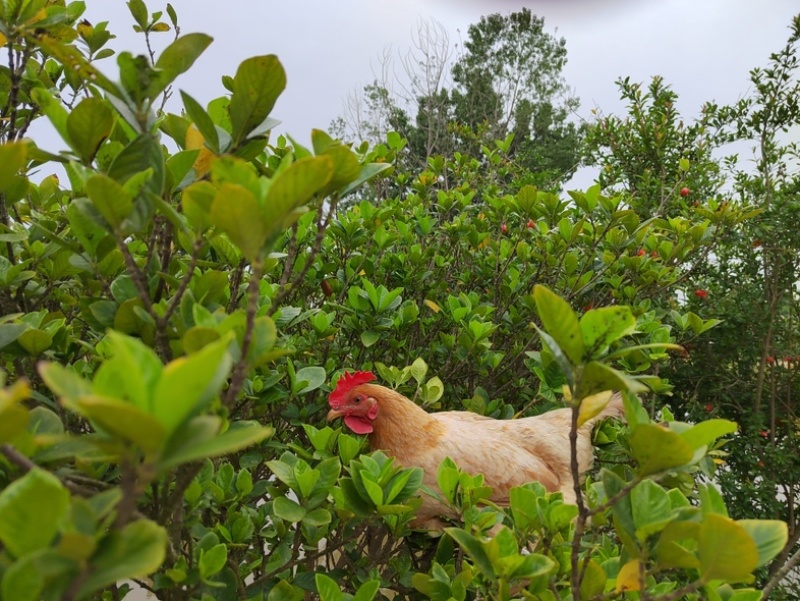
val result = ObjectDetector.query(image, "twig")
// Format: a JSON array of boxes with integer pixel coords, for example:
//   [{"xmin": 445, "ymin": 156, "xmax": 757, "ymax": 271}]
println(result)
[
  {"xmin": 223, "ymin": 258, "xmax": 263, "ymax": 407},
  {"xmin": 762, "ymin": 545, "xmax": 800, "ymax": 599},
  {"xmin": 569, "ymin": 403, "xmax": 586, "ymax": 598}
]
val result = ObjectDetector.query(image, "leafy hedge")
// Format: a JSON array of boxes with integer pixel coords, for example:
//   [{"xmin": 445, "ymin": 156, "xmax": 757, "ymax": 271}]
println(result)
[{"xmin": 0, "ymin": 2, "xmax": 797, "ymax": 600}]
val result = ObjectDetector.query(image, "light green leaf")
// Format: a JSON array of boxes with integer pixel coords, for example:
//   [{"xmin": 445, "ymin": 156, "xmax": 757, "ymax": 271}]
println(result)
[
  {"xmin": 738, "ymin": 520, "xmax": 787, "ymax": 568},
  {"xmin": 77, "ymin": 520, "xmax": 167, "ymax": 596},
  {"xmin": 273, "ymin": 497, "xmax": 306, "ymax": 523},
  {"xmin": 85, "ymin": 173, "xmax": 133, "ymax": 228},
  {"xmin": 293, "ymin": 366, "xmax": 326, "ymax": 394},
  {"xmin": 533, "ymin": 284, "xmax": 584, "ymax": 365},
  {"xmin": 152, "ymin": 334, "xmax": 232, "ymax": 433},
  {"xmin": 199, "ymin": 543, "xmax": 227, "ymax": 579},
  {"xmin": 0, "ymin": 141, "xmax": 27, "ymax": 192},
  {"xmin": 315, "ymin": 573, "xmax": 344, "ymax": 601},
  {"xmin": 361, "ymin": 330, "xmax": 379, "ymax": 347},
  {"xmin": 210, "ymin": 182, "xmax": 269, "ymax": 261},
  {"xmin": 264, "ymin": 155, "xmax": 333, "ymax": 228},
  {"xmin": 157, "ymin": 420, "xmax": 272, "ymax": 471},
  {"xmin": 629, "ymin": 424, "xmax": 695, "ymax": 476},
  {"xmin": 679, "ymin": 419, "xmax": 738, "ymax": 450},
  {"xmin": 69, "ymin": 395, "xmax": 166, "ymax": 453},
  {"xmin": 66, "ymin": 97, "xmax": 113, "ymax": 163},
  {"xmin": 0, "ymin": 469, "xmax": 70, "ymax": 557},
  {"xmin": 698, "ymin": 513, "xmax": 758, "ymax": 581}
]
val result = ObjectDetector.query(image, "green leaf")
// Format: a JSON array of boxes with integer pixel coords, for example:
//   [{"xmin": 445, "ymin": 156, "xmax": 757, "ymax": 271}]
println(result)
[
  {"xmin": 341, "ymin": 162, "xmax": 392, "ymax": 196},
  {"xmin": 229, "ymin": 55, "xmax": 286, "ymax": 147},
  {"xmin": 69, "ymin": 395, "xmax": 166, "ymax": 453},
  {"xmin": 210, "ymin": 183, "xmax": 269, "ymax": 261},
  {"xmin": 0, "ymin": 323, "xmax": 26, "ymax": 350},
  {"xmin": 107, "ymin": 134, "xmax": 165, "ymax": 196},
  {"xmin": 580, "ymin": 559, "xmax": 607, "ymax": 599},
  {"xmin": 445, "ymin": 527, "xmax": 495, "ymax": 578},
  {"xmin": 698, "ymin": 513, "xmax": 758, "ymax": 581},
  {"xmin": 679, "ymin": 419, "xmax": 737, "ymax": 450},
  {"xmin": 629, "ymin": 424, "xmax": 695, "ymax": 476},
  {"xmin": 85, "ymin": 173, "xmax": 133, "ymax": 228},
  {"xmin": 77, "ymin": 520, "xmax": 167, "ymax": 596},
  {"xmin": 157, "ymin": 420, "xmax": 272, "ymax": 471},
  {"xmin": 353, "ymin": 579, "xmax": 380, "ymax": 601},
  {"xmin": 580, "ymin": 360, "xmax": 648, "ymax": 398},
  {"xmin": 0, "ymin": 142, "xmax": 27, "ymax": 192},
  {"xmin": 738, "ymin": 520, "xmax": 788, "ymax": 568},
  {"xmin": 264, "ymin": 155, "xmax": 333, "ymax": 228},
  {"xmin": 199, "ymin": 543, "xmax": 227, "ymax": 579},
  {"xmin": 180, "ymin": 91, "xmax": 220, "ymax": 153},
  {"xmin": 16, "ymin": 328, "xmax": 52, "ymax": 355},
  {"xmin": 246, "ymin": 316, "xmax": 277, "ymax": 367},
  {"xmin": 579, "ymin": 306, "xmax": 636, "ymax": 356},
  {"xmin": 39, "ymin": 363, "xmax": 92, "ymax": 402},
  {"xmin": 95, "ymin": 331, "xmax": 163, "ymax": 410},
  {"xmin": 0, "ymin": 469, "xmax": 70, "ymax": 557},
  {"xmin": 293, "ymin": 366, "xmax": 326, "ymax": 394},
  {"xmin": 577, "ymin": 390, "xmax": 613, "ymax": 427},
  {"xmin": 656, "ymin": 521, "xmax": 701, "ymax": 569},
  {"xmin": 152, "ymin": 334, "xmax": 232, "ymax": 433},
  {"xmin": 2, "ymin": 548, "xmax": 77, "ymax": 601},
  {"xmin": 127, "ymin": 0, "xmax": 148, "ymax": 29},
  {"xmin": 273, "ymin": 497, "xmax": 307, "ymax": 523},
  {"xmin": 182, "ymin": 180, "xmax": 216, "ymax": 233},
  {"xmin": 149, "ymin": 33, "xmax": 213, "ymax": 100},
  {"xmin": 268, "ymin": 580, "xmax": 302, "ymax": 601},
  {"xmin": 533, "ymin": 284, "xmax": 584, "ymax": 364},
  {"xmin": 630, "ymin": 480, "xmax": 672, "ymax": 540},
  {"xmin": 361, "ymin": 330, "xmax": 379, "ymax": 348},
  {"xmin": 315, "ymin": 573, "xmax": 344, "ymax": 601},
  {"xmin": 66, "ymin": 97, "xmax": 113, "ymax": 163}
]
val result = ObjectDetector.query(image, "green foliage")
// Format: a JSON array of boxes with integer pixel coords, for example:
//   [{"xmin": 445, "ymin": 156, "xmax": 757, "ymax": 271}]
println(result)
[
  {"xmin": 334, "ymin": 9, "xmax": 583, "ymax": 187},
  {"xmin": 0, "ymin": 1, "xmax": 796, "ymax": 600}
]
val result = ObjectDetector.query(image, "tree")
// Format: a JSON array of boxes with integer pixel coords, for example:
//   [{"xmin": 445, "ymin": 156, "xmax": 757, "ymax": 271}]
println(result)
[{"xmin": 335, "ymin": 9, "xmax": 584, "ymax": 187}]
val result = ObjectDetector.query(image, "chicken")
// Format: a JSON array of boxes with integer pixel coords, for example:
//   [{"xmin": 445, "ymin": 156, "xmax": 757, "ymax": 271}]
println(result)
[{"xmin": 326, "ymin": 371, "xmax": 624, "ymax": 529}]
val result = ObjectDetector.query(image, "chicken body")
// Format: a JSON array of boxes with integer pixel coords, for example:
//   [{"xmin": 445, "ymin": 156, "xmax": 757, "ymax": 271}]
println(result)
[{"xmin": 327, "ymin": 379, "xmax": 623, "ymax": 528}]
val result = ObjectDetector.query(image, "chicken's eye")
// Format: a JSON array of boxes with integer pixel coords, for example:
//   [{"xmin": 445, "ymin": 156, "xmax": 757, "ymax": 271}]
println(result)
[{"xmin": 353, "ymin": 395, "xmax": 363, "ymax": 404}]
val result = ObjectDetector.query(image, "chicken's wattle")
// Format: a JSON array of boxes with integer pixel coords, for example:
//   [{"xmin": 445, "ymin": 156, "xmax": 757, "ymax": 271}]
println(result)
[{"xmin": 344, "ymin": 415, "xmax": 374, "ymax": 434}]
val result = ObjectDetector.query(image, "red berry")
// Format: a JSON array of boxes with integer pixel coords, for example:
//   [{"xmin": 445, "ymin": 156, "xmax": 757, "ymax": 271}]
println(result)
[
  {"xmin": 321, "ymin": 279, "xmax": 333, "ymax": 297},
  {"xmin": 758, "ymin": 460, "xmax": 765, "ymax": 467},
  {"xmin": 680, "ymin": 187, "xmax": 690, "ymax": 197},
  {"xmin": 766, "ymin": 356, "xmax": 775, "ymax": 365},
  {"xmin": 637, "ymin": 248, "xmax": 646, "ymax": 257},
  {"xmin": 704, "ymin": 403, "xmax": 713, "ymax": 413},
  {"xmin": 526, "ymin": 219, "xmax": 535, "ymax": 229},
  {"xmin": 501, "ymin": 223, "xmax": 508, "ymax": 234},
  {"xmin": 694, "ymin": 289, "xmax": 708, "ymax": 299},
  {"xmin": 760, "ymin": 430, "xmax": 769, "ymax": 438}
]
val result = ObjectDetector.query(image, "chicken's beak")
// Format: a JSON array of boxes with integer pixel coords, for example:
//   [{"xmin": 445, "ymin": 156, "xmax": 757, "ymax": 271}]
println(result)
[{"xmin": 326, "ymin": 408, "xmax": 345, "ymax": 421}]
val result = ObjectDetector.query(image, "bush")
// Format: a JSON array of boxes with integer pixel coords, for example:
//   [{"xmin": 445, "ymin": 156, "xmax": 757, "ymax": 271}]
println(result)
[{"xmin": 0, "ymin": 2, "xmax": 795, "ymax": 600}]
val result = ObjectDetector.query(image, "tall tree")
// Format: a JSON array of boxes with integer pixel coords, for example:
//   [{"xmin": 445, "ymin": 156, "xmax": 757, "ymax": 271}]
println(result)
[{"xmin": 334, "ymin": 10, "xmax": 584, "ymax": 187}]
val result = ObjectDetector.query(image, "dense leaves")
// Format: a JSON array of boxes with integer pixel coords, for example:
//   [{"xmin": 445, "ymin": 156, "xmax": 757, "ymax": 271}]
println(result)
[{"xmin": 0, "ymin": 1, "xmax": 797, "ymax": 600}]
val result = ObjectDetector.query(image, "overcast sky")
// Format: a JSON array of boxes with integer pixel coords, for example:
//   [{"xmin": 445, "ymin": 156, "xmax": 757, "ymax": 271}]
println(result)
[{"xmin": 64, "ymin": 1, "xmax": 800, "ymax": 187}]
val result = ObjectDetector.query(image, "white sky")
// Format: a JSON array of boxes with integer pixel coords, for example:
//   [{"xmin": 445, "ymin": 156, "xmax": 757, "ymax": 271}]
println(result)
[{"xmin": 43, "ymin": 0, "xmax": 800, "ymax": 186}]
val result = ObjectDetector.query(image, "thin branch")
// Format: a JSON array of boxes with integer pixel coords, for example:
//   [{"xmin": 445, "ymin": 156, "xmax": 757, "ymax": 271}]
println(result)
[{"xmin": 223, "ymin": 258, "xmax": 264, "ymax": 407}]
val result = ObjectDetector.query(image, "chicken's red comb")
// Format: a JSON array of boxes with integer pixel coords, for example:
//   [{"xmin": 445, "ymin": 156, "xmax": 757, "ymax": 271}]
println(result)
[{"xmin": 329, "ymin": 371, "xmax": 376, "ymax": 407}]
